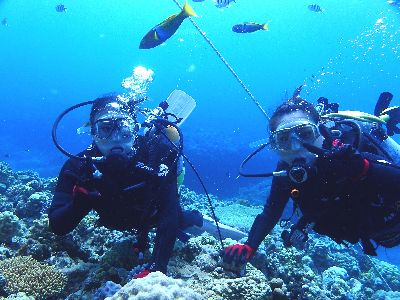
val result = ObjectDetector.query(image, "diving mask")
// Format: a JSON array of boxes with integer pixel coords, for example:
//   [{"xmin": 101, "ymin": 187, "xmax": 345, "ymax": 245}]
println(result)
[
  {"xmin": 269, "ymin": 123, "xmax": 320, "ymax": 151},
  {"xmin": 92, "ymin": 117, "xmax": 139, "ymax": 140}
]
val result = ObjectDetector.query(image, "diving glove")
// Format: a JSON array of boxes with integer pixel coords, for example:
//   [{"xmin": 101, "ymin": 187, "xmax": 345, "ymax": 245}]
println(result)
[
  {"xmin": 303, "ymin": 125, "xmax": 369, "ymax": 181},
  {"xmin": 222, "ymin": 243, "xmax": 255, "ymax": 276},
  {"xmin": 315, "ymin": 140, "xmax": 369, "ymax": 181},
  {"xmin": 72, "ymin": 184, "xmax": 101, "ymax": 208}
]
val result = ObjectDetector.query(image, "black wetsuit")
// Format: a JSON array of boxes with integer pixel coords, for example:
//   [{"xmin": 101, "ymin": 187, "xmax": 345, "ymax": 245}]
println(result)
[
  {"xmin": 246, "ymin": 156, "xmax": 400, "ymax": 254},
  {"xmin": 48, "ymin": 134, "xmax": 198, "ymax": 272}
]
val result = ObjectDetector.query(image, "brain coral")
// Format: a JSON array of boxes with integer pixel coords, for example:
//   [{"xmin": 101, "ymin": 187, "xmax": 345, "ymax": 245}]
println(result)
[
  {"xmin": 106, "ymin": 271, "xmax": 204, "ymax": 300},
  {"xmin": 0, "ymin": 256, "xmax": 67, "ymax": 299}
]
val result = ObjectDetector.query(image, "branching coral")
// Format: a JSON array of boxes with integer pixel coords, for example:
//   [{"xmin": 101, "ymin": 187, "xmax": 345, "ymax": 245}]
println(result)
[{"xmin": 0, "ymin": 256, "xmax": 67, "ymax": 299}]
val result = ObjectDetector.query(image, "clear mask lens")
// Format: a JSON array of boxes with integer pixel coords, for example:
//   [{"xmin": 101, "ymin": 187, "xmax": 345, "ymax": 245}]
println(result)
[
  {"xmin": 93, "ymin": 117, "xmax": 139, "ymax": 140},
  {"xmin": 270, "ymin": 123, "xmax": 319, "ymax": 151}
]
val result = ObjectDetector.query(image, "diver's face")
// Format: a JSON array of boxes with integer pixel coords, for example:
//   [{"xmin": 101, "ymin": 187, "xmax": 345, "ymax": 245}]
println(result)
[
  {"xmin": 92, "ymin": 110, "xmax": 138, "ymax": 157},
  {"xmin": 271, "ymin": 111, "xmax": 323, "ymax": 164}
]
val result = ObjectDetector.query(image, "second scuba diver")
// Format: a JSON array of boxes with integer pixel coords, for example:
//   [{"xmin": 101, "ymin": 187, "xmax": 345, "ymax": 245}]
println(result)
[
  {"xmin": 223, "ymin": 93, "xmax": 400, "ymax": 275},
  {"xmin": 48, "ymin": 94, "xmax": 205, "ymax": 278}
]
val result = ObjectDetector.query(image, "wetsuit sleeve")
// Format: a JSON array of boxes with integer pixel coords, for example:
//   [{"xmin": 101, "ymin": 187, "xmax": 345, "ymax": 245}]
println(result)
[
  {"xmin": 151, "ymin": 174, "xmax": 179, "ymax": 273},
  {"xmin": 362, "ymin": 157, "xmax": 400, "ymax": 201},
  {"xmin": 48, "ymin": 160, "xmax": 92, "ymax": 235},
  {"xmin": 246, "ymin": 162, "xmax": 291, "ymax": 250},
  {"xmin": 361, "ymin": 153, "xmax": 400, "ymax": 183}
]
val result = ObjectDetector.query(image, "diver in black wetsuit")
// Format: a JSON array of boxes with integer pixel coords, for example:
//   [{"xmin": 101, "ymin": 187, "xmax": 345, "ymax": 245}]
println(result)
[
  {"xmin": 222, "ymin": 96, "xmax": 400, "ymax": 275},
  {"xmin": 48, "ymin": 95, "xmax": 202, "ymax": 278}
]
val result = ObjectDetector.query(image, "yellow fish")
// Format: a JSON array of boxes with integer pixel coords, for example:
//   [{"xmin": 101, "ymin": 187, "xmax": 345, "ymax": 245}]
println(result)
[{"xmin": 139, "ymin": 2, "xmax": 197, "ymax": 49}]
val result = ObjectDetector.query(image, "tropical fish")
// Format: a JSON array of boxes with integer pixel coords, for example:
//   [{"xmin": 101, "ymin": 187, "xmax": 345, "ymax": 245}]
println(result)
[
  {"xmin": 55, "ymin": 4, "xmax": 67, "ymax": 12},
  {"xmin": 232, "ymin": 22, "xmax": 268, "ymax": 33},
  {"xmin": 139, "ymin": 2, "xmax": 197, "ymax": 49},
  {"xmin": 214, "ymin": 0, "xmax": 235, "ymax": 8},
  {"xmin": 308, "ymin": 4, "xmax": 323, "ymax": 12},
  {"xmin": 1, "ymin": 18, "xmax": 7, "ymax": 26}
]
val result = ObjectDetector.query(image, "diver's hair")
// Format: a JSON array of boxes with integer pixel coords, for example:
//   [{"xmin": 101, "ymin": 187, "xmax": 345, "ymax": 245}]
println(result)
[
  {"xmin": 89, "ymin": 94, "xmax": 133, "ymax": 124},
  {"xmin": 269, "ymin": 97, "xmax": 320, "ymax": 131}
]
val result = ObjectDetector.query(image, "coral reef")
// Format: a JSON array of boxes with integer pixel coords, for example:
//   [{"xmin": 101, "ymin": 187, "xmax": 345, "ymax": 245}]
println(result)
[
  {"xmin": 0, "ymin": 163, "xmax": 399, "ymax": 299},
  {"xmin": 0, "ymin": 256, "xmax": 67, "ymax": 299},
  {"xmin": 107, "ymin": 272, "xmax": 204, "ymax": 300},
  {"xmin": 0, "ymin": 211, "xmax": 21, "ymax": 244},
  {"xmin": 94, "ymin": 281, "xmax": 121, "ymax": 300},
  {"xmin": 168, "ymin": 234, "xmax": 273, "ymax": 300}
]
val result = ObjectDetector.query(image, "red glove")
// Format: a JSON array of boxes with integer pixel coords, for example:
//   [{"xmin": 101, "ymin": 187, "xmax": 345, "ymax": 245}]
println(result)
[
  {"xmin": 72, "ymin": 184, "xmax": 101, "ymax": 204},
  {"xmin": 223, "ymin": 244, "xmax": 255, "ymax": 264},
  {"xmin": 303, "ymin": 125, "xmax": 369, "ymax": 182},
  {"xmin": 72, "ymin": 185, "xmax": 89, "ymax": 197},
  {"xmin": 133, "ymin": 269, "xmax": 151, "ymax": 279}
]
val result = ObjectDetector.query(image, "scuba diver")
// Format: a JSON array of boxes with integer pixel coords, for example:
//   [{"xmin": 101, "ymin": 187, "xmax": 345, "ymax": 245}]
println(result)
[
  {"xmin": 48, "ymin": 93, "xmax": 206, "ymax": 278},
  {"xmin": 222, "ymin": 89, "xmax": 400, "ymax": 275}
]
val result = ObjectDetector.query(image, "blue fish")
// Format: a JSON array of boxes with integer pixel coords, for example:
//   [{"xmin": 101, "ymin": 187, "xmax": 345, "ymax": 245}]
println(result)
[
  {"xmin": 232, "ymin": 22, "xmax": 268, "ymax": 33},
  {"xmin": 214, "ymin": 0, "xmax": 235, "ymax": 8},
  {"xmin": 192, "ymin": 0, "xmax": 205, "ymax": 2},
  {"xmin": 1, "ymin": 18, "xmax": 7, "ymax": 26},
  {"xmin": 55, "ymin": 4, "xmax": 67, "ymax": 12},
  {"xmin": 139, "ymin": 2, "xmax": 197, "ymax": 49},
  {"xmin": 308, "ymin": 4, "xmax": 323, "ymax": 12}
]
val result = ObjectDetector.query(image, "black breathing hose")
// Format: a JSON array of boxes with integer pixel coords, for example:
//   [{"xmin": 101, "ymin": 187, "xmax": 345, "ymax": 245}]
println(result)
[
  {"xmin": 158, "ymin": 119, "xmax": 225, "ymax": 250},
  {"xmin": 239, "ymin": 143, "xmax": 275, "ymax": 178},
  {"xmin": 52, "ymin": 100, "xmax": 95, "ymax": 161}
]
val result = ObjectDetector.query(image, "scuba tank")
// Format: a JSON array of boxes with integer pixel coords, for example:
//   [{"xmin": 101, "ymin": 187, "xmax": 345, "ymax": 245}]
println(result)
[
  {"xmin": 318, "ymin": 92, "xmax": 400, "ymax": 165},
  {"xmin": 140, "ymin": 90, "xmax": 196, "ymax": 186}
]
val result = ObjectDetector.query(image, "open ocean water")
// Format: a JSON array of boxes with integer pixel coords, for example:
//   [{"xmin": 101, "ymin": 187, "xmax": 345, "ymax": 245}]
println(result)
[{"xmin": 1, "ymin": 0, "xmax": 400, "ymax": 296}]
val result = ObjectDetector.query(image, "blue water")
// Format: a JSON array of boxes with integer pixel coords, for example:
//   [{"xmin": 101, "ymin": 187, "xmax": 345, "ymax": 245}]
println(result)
[{"xmin": 1, "ymin": 0, "xmax": 400, "ymax": 264}]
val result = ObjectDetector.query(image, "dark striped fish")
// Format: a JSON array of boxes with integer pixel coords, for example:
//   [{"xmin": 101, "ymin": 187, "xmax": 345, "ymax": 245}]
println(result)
[
  {"xmin": 214, "ymin": 0, "xmax": 236, "ymax": 8},
  {"xmin": 232, "ymin": 22, "xmax": 268, "ymax": 33},
  {"xmin": 55, "ymin": 4, "xmax": 67, "ymax": 12},
  {"xmin": 308, "ymin": 4, "xmax": 323, "ymax": 12}
]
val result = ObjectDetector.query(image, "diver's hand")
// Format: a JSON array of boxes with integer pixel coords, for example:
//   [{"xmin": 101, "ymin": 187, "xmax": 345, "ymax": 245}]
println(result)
[
  {"xmin": 222, "ymin": 244, "xmax": 255, "ymax": 276},
  {"xmin": 133, "ymin": 269, "xmax": 151, "ymax": 279},
  {"xmin": 72, "ymin": 185, "xmax": 101, "ymax": 207},
  {"xmin": 312, "ymin": 140, "xmax": 369, "ymax": 181},
  {"xmin": 133, "ymin": 263, "xmax": 157, "ymax": 279},
  {"xmin": 301, "ymin": 124, "xmax": 368, "ymax": 180}
]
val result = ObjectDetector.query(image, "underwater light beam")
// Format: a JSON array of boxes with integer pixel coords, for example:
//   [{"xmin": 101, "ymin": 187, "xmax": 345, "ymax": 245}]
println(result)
[{"xmin": 171, "ymin": 0, "xmax": 270, "ymax": 120}]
